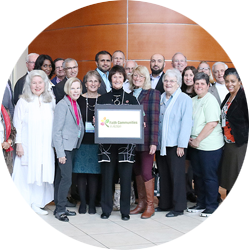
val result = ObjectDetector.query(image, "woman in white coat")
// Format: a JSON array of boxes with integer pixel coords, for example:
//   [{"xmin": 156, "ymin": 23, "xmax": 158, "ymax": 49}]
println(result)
[{"xmin": 12, "ymin": 70, "xmax": 55, "ymax": 215}]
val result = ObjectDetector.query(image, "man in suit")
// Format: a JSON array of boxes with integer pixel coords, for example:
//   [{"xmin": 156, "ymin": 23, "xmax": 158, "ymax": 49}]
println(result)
[
  {"xmin": 112, "ymin": 50, "xmax": 125, "ymax": 67},
  {"xmin": 82, "ymin": 51, "xmax": 112, "ymax": 95},
  {"xmin": 54, "ymin": 58, "xmax": 79, "ymax": 103},
  {"xmin": 51, "ymin": 58, "xmax": 65, "ymax": 85},
  {"xmin": 150, "ymin": 54, "xmax": 165, "ymax": 94},
  {"xmin": 14, "ymin": 53, "xmax": 39, "ymax": 105},
  {"xmin": 209, "ymin": 62, "xmax": 228, "ymax": 105},
  {"xmin": 171, "ymin": 52, "xmax": 187, "ymax": 74}
]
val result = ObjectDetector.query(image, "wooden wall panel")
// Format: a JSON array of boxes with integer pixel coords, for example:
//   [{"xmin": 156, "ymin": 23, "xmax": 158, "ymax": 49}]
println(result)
[
  {"xmin": 128, "ymin": 1, "xmax": 195, "ymax": 24},
  {"xmin": 28, "ymin": 0, "xmax": 233, "ymax": 80},
  {"xmin": 45, "ymin": 1, "xmax": 127, "ymax": 30},
  {"xmin": 128, "ymin": 24, "xmax": 230, "ymax": 62}
]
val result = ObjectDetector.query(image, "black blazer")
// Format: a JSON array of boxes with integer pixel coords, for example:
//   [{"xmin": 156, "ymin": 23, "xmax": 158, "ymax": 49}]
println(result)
[
  {"xmin": 14, "ymin": 73, "xmax": 28, "ymax": 105},
  {"xmin": 82, "ymin": 69, "xmax": 108, "ymax": 95},
  {"xmin": 221, "ymin": 87, "xmax": 248, "ymax": 146},
  {"xmin": 152, "ymin": 72, "xmax": 165, "ymax": 94}
]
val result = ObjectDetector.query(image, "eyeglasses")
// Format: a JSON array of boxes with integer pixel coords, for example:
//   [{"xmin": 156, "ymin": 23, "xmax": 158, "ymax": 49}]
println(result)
[
  {"xmin": 163, "ymin": 80, "xmax": 177, "ymax": 83},
  {"xmin": 133, "ymin": 74, "xmax": 145, "ymax": 79},
  {"xmin": 66, "ymin": 66, "xmax": 78, "ymax": 71},
  {"xmin": 198, "ymin": 68, "xmax": 210, "ymax": 71},
  {"xmin": 27, "ymin": 61, "xmax": 35, "ymax": 64}
]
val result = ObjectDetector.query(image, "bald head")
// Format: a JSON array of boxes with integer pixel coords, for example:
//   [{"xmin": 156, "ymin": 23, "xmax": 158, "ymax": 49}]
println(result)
[{"xmin": 150, "ymin": 54, "xmax": 165, "ymax": 76}]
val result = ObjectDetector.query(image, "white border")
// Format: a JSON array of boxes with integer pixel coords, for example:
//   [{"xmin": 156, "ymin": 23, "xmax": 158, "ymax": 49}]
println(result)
[{"xmin": 1, "ymin": 0, "xmax": 249, "ymax": 249}]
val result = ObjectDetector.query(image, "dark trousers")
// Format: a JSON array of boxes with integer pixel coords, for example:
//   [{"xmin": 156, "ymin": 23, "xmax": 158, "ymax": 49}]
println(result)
[
  {"xmin": 133, "ymin": 151, "xmax": 154, "ymax": 182},
  {"xmin": 156, "ymin": 147, "xmax": 187, "ymax": 211},
  {"xmin": 189, "ymin": 147, "xmax": 223, "ymax": 210},
  {"xmin": 54, "ymin": 150, "xmax": 76, "ymax": 214},
  {"xmin": 101, "ymin": 147, "xmax": 133, "ymax": 216}
]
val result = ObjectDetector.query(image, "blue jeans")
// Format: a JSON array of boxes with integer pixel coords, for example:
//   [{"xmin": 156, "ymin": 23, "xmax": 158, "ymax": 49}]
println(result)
[{"xmin": 189, "ymin": 147, "xmax": 223, "ymax": 210}]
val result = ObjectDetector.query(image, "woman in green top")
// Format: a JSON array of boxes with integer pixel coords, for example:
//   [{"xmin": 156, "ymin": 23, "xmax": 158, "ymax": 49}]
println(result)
[{"xmin": 187, "ymin": 72, "xmax": 224, "ymax": 217}]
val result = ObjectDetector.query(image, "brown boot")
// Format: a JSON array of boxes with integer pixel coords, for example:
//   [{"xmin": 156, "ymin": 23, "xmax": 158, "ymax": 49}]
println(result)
[
  {"xmin": 141, "ymin": 178, "xmax": 155, "ymax": 219},
  {"xmin": 130, "ymin": 175, "xmax": 146, "ymax": 214}
]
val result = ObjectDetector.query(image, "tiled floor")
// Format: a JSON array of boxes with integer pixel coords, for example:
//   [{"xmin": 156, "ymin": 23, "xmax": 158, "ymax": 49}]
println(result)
[{"xmin": 40, "ymin": 199, "xmax": 212, "ymax": 249}]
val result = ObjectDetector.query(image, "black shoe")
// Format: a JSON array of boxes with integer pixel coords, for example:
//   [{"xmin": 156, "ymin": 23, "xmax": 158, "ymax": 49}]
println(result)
[
  {"xmin": 101, "ymin": 213, "xmax": 110, "ymax": 219},
  {"xmin": 78, "ymin": 204, "xmax": 86, "ymax": 214},
  {"xmin": 155, "ymin": 207, "xmax": 170, "ymax": 212},
  {"xmin": 200, "ymin": 208, "xmax": 215, "ymax": 217},
  {"xmin": 121, "ymin": 214, "xmax": 130, "ymax": 221},
  {"xmin": 187, "ymin": 205, "xmax": 206, "ymax": 213},
  {"xmin": 55, "ymin": 213, "xmax": 69, "ymax": 222},
  {"xmin": 53, "ymin": 209, "xmax": 57, "ymax": 215},
  {"xmin": 88, "ymin": 207, "xmax": 96, "ymax": 214},
  {"xmin": 65, "ymin": 210, "xmax": 76, "ymax": 216},
  {"xmin": 166, "ymin": 210, "xmax": 183, "ymax": 217}
]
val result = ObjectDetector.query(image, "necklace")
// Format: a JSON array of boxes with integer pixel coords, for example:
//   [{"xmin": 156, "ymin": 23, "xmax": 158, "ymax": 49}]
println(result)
[
  {"xmin": 112, "ymin": 90, "xmax": 125, "ymax": 105},
  {"xmin": 86, "ymin": 92, "xmax": 98, "ymax": 111}
]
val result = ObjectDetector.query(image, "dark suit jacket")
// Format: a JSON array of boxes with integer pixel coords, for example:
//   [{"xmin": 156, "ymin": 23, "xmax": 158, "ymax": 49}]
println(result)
[
  {"xmin": 54, "ymin": 77, "xmax": 67, "ymax": 104},
  {"xmin": 136, "ymin": 89, "xmax": 161, "ymax": 151},
  {"xmin": 151, "ymin": 72, "xmax": 165, "ymax": 94},
  {"xmin": 82, "ymin": 69, "xmax": 108, "ymax": 95},
  {"xmin": 14, "ymin": 73, "xmax": 28, "ymax": 105},
  {"xmin": 221, "ymin": 87, "xmax": 248, "ymax": 146}
]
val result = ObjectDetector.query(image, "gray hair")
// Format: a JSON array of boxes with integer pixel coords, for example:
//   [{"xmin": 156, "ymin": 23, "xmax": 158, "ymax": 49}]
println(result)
[
  {"xmin": 64, "ymin": 77, "xmax": 82, "ymax": 95},
  {"xmin": 171, "ymin": 52, "xmax": 187, "ymax": 62},
  {"xmin": 212, "ymin": 61, "xmax": 228, "ymax": 73},
  {"xmin": 20, "ymin": 70, "xmax": 52, "ymax": 103},
  {"xmin": 125, "ymin": 60, "xmax": 138, "ymax": 68},
  {"xmin": 162, "ymin": 68, "xmax": 182, "ymax": 87},
  {"xmin": 25, "ymin": 53, "xmax": 39, "ymax": 62},
  {"xmin": 62, "ymin": 58, "xmax": 78, "ymax": 69}
]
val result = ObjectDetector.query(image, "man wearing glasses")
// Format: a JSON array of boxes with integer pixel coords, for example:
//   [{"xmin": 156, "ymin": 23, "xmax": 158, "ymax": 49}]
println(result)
[
  {"xmin": 14, "ymin": 53, "xmax": 39, "ymax": 105},
  {"xmin": 171, "ymin": 52, "xmax": 187, "ymax": 74},
  {"xmin": 54, "ymin": 58, "xmax": 80, "ymax": 103},
  {"xmin": 51, "ymin": 58, "xmax": 66, "ymax": 85}
]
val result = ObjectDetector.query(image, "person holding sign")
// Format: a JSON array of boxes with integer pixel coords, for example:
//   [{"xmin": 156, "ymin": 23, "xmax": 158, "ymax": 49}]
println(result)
[
  {"xmin": 52, "ymin": 77, "xmax": 84, "ymax": 222},
  {"xmin": 97, "ymin": 65, "xmax": 138, "ymax": 221},
  {"xmin": 73, "ymin": 71, "xmax": 101, "ymax": 214},
  {"xmin": 129, "ymin": 65, "xmax": 160, "ymax": 219}
]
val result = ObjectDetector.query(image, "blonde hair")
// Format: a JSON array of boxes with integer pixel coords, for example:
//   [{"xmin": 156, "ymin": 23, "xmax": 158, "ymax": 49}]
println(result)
[
  {"xmin": 129, "ymin": 65, "xmax": 151, "ymax": 91},
  {"xmin": 64, "ymin": 77, "xmax": 82, "ymax": 95},
  {"xmin": 198, "ymin": 61, "xmax": 215, "ymax": 84}
]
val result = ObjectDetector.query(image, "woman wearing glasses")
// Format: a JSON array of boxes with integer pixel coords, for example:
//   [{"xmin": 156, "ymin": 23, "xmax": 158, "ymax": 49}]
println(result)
[
  {"xmin": 73, "ymin": 71, "xmax": 102, "ymax": 214},
  {"xmin": 156, "ymin": 68, "xmax": 193, "ymax": 217},
  {"xmin": 129, "ymin": 65, "xmax": 160, "ymax": 219}
]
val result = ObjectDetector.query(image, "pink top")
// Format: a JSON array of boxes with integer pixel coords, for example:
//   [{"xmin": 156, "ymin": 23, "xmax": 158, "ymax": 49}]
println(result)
[{"xmin": 67, "ymin": 95, "xmax": 80, "ymax": 125}]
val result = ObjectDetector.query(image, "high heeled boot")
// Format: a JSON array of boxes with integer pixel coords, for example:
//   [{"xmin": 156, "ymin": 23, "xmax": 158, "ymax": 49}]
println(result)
[
  {"xmin": 141, "ymin": 178, "xmax": 155, "ymax": 219},
  {"xmin": 130, "ymin": 175, "xmax": 146, "ymax": 214}
]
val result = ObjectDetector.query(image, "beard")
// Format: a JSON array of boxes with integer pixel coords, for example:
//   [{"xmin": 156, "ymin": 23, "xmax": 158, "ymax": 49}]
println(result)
[{"xmin": 151, "ymin": 65, "xmax": 164, "ymax": 75}]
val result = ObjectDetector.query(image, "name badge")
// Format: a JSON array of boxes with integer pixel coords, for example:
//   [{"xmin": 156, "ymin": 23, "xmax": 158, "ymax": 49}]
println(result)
[
  {"xmin": 78, "ymin": 130, "xmax": 81, "ymax": 138},
  {"xmin": 85, "ymin": 121, "xmax": 95, "ymax": 133}
]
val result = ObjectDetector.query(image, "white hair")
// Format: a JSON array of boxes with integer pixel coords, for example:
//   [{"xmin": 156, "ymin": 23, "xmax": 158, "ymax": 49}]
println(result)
[
  {"xmin": 25, "ymin": 53, "xmax": 39, "ymax": 62},
  {"xmin": 212, "ymin": 62, "xmax": 228, "ymax": 72},
  {"xmin": 162, "ymin": 68, "xmax": 182, "ymax": 88},
  {"xmin": 20, "ymin": 70, "xmax": 52, "ymax": 103}
]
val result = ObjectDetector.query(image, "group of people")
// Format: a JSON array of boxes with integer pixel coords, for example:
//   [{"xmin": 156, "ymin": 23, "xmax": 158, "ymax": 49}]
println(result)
[{"xmin": 1, "ymin": 50, "xmax": 248, "ymax": 222}]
